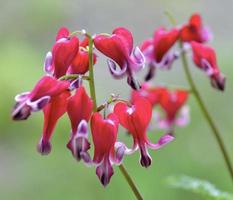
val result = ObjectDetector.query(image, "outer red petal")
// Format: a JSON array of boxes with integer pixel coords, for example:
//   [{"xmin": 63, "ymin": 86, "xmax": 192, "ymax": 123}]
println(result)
[
  {"xmin": 67, "ymin": 86, "xmax": 93, "ymax": 133},
  {"xmin": 112, "ymin": 27, "xmax": 133, "ymax": 54},
  {"xmin": 52, "ymin": 37, "xmax": 79, "ymax": 78},
  {"xmin": 153, "ymin": 27, "xmax": 179, "ymax": 62},
  {"xmin": 91, "ymin": 113, "xmax": 118, "ymax": 163},
  {"xmin": 56, "ymin": 27, "xmax": 70, "ymax": 41},
  {"xmin": 69, "ymin": 50, "xmax": 97, "ymax": 74},
  {"xmin": 40, "ymin": 91, "xmax": 70, "ymax": 149},
  {"xmin": 29, "ymin": 76, "xmax": 69, "ymax": 101}
]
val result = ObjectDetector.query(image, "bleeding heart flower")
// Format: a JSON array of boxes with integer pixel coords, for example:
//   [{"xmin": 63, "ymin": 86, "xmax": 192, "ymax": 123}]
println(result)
[
  {"xmin": 180, "ymin": 13, "xmax": 212, "ymax": 43},
  {"xmin": 191, "ymin": 42, "xmax": 225, "ymax": 91},
  {"xmin": 12, "ymin": 76, "xmax": 69, "ymax": 121},
  {"xmin": 131, "ymin": 83, "xmax": 166, "ymax": 107},
  {"xmin": 37, "ymin": 91, "xmax": 70, "ymax": 155},
  {"xmin": 114, "ymin": 97, "xmax": 174, "ymax": 168},
  {"xmin": 66, "ymin": 86, "xmax": 93, "ymax": 162},
  {"xmin": 68, "ymin": 37, "xmax": 97, "ymax": 75},
  {"xmin": 91, "ymin": 112, "xmax": 119, "ymax": 186},
  {"xmin": 141, "ymin": 27, "xmax": 179, "ymax": 81},
  {"xmin": 44, "ymin": 27, "xmax": 79, "ymax": 78},
  {"xmin": 94, "ymin": 27, "xmax": 145, "ymax": 89},
  {"xmin": 156, "ymin": 89, "xmax": 189, "ymax": 130}
]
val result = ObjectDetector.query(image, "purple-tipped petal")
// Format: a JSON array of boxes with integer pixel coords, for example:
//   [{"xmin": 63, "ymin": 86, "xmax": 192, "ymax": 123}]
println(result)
[
  {"xmin": 12, "ymin": 102, "xmax": 31, "ymax": 120},
  {"xmin": 96, "ymin": 158, "xmax": 114, "ymax": 187},
  {"xmin": 211, "ymin": 73, "xmax": 226, "ymax": 91},
  {"xmin": 157, "ymin": 52, "xmax": 176, "ymax": 70},
  {"xmin": 147, "ymin": 134, "xmax": 175, "ymax": 150},
  {"xmin": 145, "ymin": 64, "xmax": 156, "ymax": 81},
  {"xmin": 27, "ymin": 96, "xmax": 51, "ymax": 112},
  {"xmin": 44, "ymin": 51, "xmax": 53, "ymax": 74},
  {"xmin": 132, "ymin": 46, "xmax": 146, "ymax": 66},
  {"xmin": 127, "ymin": 75, "xmax": 141, "ymax": 90},
  {"xmin": 77, "ymin": 120, "xmax": 88, "ymax": 136},
  {"xmin": 107, "ymin": 59, "xmax": 127, "ymax": 79},
  {"xmin": 139, "ymin": 144, "xmax": 152, "ymax": 168},
  {"xmin": 14, "ymin": 92, "xmax": 30, "ymax": 102},
  {"xmin": 201, "ymin": 59, "xmax": 215, "ymax": 76},
  {"xmin": 69, "ymin": 77, "xmax": 82, "ymax": 91},
  {"xmin": 37, "ymin": 138, "xmax": 52, "ymax": 155}
]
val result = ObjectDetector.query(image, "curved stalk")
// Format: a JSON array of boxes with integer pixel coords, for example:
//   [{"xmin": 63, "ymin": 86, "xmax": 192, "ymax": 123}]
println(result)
[{"xmin": 179, "ymin": 42, "xmax": 233, "ymax": 182}]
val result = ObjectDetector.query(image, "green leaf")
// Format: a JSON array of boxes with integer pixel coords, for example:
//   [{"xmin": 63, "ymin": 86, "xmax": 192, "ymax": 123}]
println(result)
[{"xmin": 166, "ymin": 175, "xmax": 233, "ymax": 200}]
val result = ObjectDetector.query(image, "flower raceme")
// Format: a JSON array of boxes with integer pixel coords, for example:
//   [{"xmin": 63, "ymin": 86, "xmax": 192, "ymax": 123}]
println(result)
[
  {"xmin": 94, "ymin": 27, "xmax": 145, "ymax": 90},
  {"xmin": 191, "ymin": 42, "xmax": 225, "ymax": 91},
  {"xmin": 12, "ymin": 13, "xmax": 226, "ymax": 188},
  {"xmin": 141, "ymin": 27, "xmax": 180, "ymax": 80}
]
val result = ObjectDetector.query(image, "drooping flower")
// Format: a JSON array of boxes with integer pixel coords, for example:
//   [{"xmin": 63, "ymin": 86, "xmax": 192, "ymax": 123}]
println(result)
[
  {"xmin": 44, "ymin": 27, "xmax": 79, "ymax": 78},
  {"xmin": 91, "ymin": 112, "xmax": 119, "ymax": 186},
  {"xmin": 94, "ymin": 27, "xmax": 145, "ymax": 89},
  {"xmin": 156, "ymin": 89, "xmax": 189, "ymax": 131},
  {"xmin": 114, "ymin": 97, "xmax": 174, "ymax": 168},
  {"xmin": 12, "ymin": 76, "xmax": 69, "ymax": 121},
  {"xmin": 141, "ymin": 27, "xmax": 179, "ymax": 81},
  {"xmin": 37, "ymin": 91, "xmax": 70, "ymax": 155},
  {"xmin": 180, "ymin": 13, "xmax": 212, "ymax": 43},
  {"xmin": 131, "ymin": 83, "xmax": 166, "ymax": 107},
  {"xmin": 191, "ymin": 42, "xmax": 225, "ymax": 91},
  {"xmin": 68, "ymin": 37, "xmax": 97, "ymax": 75},
  {"xmin": 66, "ymin": 86, "xmax": 93, "ymax": 162}
]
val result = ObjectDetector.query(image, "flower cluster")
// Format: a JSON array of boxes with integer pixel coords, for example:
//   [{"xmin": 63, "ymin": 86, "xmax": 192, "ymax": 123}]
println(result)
[{"xmin": 12, "ymin": 13, "xmax": 226, "ymax": 186}]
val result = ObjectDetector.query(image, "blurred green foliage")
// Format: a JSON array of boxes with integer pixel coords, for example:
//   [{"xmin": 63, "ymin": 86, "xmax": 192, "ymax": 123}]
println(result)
[{"xmin": 0, "ymin": 0, "xmax": 233, "ymax": 200}]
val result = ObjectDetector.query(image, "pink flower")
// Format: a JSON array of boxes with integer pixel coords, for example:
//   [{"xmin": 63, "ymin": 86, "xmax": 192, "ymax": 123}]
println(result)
[
  {"xmin": 94, "ymin": 27, "xmax": 145, "ymax": 89},
  {"xmin": 156, "ymin": 89, "xmax": 189, "ymax": 130},
  {"xmin": 66, "ymin": 86, "xmax": 93, "ymax": 162},
  {"xmin": 180, "ymin": 13, "xmax": 212, "ymax": 43},
  {"xmin": 44, "ymin": 27, "xmax": 79, "ymax": 78},
  {"xmin": 12, "ymin": 76, "xmax": 69, "ymax": 121},
  {"xmin": 141, "ymin": 27, "xmax": 179, "ymax": 80},
  {"xmin": 114, "ymin": 97, "xmax": 174, "ymax": 168},
  {"xmin": 191, "ymin": 42, "xmax": 225, "ymax": 91},
  {"xmin": 91, "ymin": 112, "xmax": 119, "ymax": 186}
]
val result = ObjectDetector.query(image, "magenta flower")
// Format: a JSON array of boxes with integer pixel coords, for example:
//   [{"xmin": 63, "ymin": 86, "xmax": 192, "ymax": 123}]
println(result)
[
  {"xmin": 44, "ymin": 27, "xmax": 79, "ymax": 78},
  {"xmin": 191, "ymin": 41, "xmax": 225, "ymax": 91},
  {"xmin": 66, "ymin": 86, "xmax": 93, "ymax": 162},
  {"xmin": 91, "ymin": 112, "xmax": 119, "ymax": 186},
  {"xmin": 114, "ymin": 97, "xmax": 174, "ymax": 168},
  {"xmin": 141, "ymin": 27, "xmax": 179, "ymax": 80},
  {"xmin": 12, "ymin": 76, "xmax": 69, "ymax": 121},
  {"xmin": 94, "ymin": 27, "xmax": 145, "ymax": 89}
]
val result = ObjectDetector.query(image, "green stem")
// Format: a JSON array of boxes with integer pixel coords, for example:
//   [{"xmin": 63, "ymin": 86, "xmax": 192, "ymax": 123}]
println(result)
[
  {"xmin": 87, "ymin": 35, "xmax": 144, "ymax": 199},
  {"xmin": 179, "ymin": 42, "xmax": 233, "ymax": 182},
  {"xmin": 87, "ymin": 35, "xmax": 97, "ymax": 111}
]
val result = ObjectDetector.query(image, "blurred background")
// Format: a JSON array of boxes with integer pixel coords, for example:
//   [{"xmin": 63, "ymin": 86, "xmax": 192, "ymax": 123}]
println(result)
[{"xmin": 0, "ymin": 0, "xmax": 233, "ymax": 199}]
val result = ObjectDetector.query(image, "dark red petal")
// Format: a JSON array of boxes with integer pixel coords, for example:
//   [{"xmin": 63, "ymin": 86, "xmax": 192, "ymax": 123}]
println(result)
[
  {"xmin": 39, "ymin": 91, "xmax": 70, "ymax": 154},
  {"xmin": 153, "ymin": 27, "xmax": 179, "ymax": 62},
  {"xmin": 112, "ymin": 27, "xmax": 133, "ymax": 54},
  {"xmin": 91, "ymin": 113, "xmax": 118, "ymax": 164},
  {"xmin": 29, "ymin": 76, "xmax": 69, "ymax": 101},
  {"xmin": 94, "ymin": 33, "xmax": 129, "ymax": 68},
  {"xmin": 56, "ymin": 27, "xmax": 70, "ymax": 41},
  {"xmin": 67, "ymin": 86, "xmax": 93, "ymax": 134},
  {"xmin": 52, "ymin": 37, "xmax": 79, "ymax": 78}
]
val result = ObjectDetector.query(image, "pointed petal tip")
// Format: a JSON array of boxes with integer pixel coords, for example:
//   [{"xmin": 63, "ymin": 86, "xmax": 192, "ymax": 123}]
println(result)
[{"xmin": 37, "ymin": 139, "xmax": 52, "ymax": 155}]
